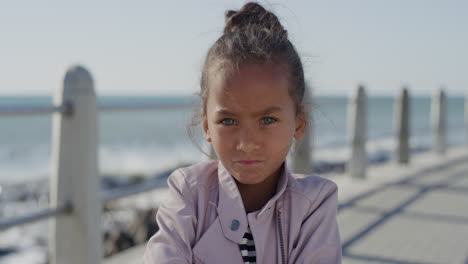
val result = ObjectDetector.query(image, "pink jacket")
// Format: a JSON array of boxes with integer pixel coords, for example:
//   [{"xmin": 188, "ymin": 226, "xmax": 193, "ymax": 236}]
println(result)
[{"xmin": 144, "ymin": 161, "xmax": 341, "ymax": 264}]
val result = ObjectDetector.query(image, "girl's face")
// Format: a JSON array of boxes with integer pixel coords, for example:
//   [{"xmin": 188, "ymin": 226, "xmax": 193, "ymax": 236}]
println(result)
[{"xmin": 203, "ymin": 63, "xmax": 305, "ymax": 186}]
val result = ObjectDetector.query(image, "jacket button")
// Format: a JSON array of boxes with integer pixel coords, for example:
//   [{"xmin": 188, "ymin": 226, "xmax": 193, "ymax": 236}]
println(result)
[{"xmin": 230, "ymin": 219, "xmax": 240, "ymax": 231}]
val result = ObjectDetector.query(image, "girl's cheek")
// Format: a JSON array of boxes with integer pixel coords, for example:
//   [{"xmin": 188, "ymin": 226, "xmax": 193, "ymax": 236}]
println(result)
[
  {"xmin": 213, "ymin": 127, "xmax": 234, "ymax": 139},
  {"xmin": 262, "ymin": 126, "xmax": 285, "ymax": 136}
]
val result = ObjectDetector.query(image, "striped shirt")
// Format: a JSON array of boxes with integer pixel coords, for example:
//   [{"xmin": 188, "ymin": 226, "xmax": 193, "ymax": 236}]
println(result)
[{"xmin": 238, "ymin": 226, "xmax": 256, "ymax": 264}]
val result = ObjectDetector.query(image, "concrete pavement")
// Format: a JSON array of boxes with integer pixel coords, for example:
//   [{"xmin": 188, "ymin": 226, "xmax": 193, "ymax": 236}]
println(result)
[{"xmin": 334, "ymin": 147, "xmax": 468, "ymax": 263}]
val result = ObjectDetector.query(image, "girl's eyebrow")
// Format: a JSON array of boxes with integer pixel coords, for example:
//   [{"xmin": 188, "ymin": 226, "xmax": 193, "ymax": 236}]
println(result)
[
  {"xmin": 255, "ymin": 106, "xmax": 282, "ymax": 116},
  {"xmin": 215, "ymin": 106, "xmax": 282, "ymax": 116}
]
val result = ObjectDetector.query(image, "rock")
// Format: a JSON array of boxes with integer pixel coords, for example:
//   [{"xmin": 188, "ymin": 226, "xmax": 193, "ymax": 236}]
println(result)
[
  {"xmin": 128, "ymin": 208, "xmax": 158, "ymax": 244},
  {"xmin": 0, "ymin": 247, "xmax": 18, "ymax": 257},
  {"xmin": 103, "ymin": 207, "xmax": 159, "ymax": 257}
]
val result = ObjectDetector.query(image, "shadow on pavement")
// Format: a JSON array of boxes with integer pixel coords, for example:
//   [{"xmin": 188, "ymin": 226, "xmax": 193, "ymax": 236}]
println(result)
[{"xmin": 338, "ymin": 157, "xmax": 468, "ymax": 264}]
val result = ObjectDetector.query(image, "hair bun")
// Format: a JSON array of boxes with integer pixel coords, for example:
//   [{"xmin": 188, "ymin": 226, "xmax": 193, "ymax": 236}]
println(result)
[
  {"xmin": 225, "ymin": 10, "xmax": 238, "ymax": 21},
  {"xmin": 223, "ymin": 2, "xmax": 287, "ymax": 37}
]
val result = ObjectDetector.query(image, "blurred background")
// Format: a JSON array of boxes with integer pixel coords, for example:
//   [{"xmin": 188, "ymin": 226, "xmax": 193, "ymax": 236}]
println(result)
[{"xmin": 0, "ymin": 1, "xmax": 467, "ymax": 263}]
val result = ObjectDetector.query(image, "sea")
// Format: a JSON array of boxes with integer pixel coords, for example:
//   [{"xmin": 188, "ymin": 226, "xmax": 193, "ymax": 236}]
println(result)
[{"xmin": 0, "ymin": 95, "xmax": 466, "ymax": 184}]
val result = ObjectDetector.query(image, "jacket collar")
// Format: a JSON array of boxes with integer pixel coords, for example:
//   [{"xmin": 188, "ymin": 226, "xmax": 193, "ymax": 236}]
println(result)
[{"xmin": 216, "ymin": 160, "xmax": 290, "ymax": 243}]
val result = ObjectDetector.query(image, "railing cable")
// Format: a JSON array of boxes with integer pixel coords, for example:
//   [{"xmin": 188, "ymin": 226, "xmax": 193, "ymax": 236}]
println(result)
[{"xmin": 0, "ymin": 203, "xmax": 72, "ymax": 230}]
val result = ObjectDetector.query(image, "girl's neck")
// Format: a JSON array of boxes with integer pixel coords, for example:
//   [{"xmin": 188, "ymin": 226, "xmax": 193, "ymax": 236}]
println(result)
[{"xmin": 236, "ymin": 168, "xmax": 282, "ymax": 212}]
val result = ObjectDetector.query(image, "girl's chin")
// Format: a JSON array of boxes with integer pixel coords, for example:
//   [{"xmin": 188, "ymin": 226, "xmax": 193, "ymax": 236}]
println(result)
[{"xmin": 231, "ymin": 172, "xmax": 269, "ymax": 186}]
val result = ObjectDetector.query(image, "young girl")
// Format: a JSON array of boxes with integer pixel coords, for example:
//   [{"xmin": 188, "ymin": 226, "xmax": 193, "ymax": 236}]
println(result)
[{"xmin": 144, "ymin": 2, "xmax": 341, "ymax": 263}]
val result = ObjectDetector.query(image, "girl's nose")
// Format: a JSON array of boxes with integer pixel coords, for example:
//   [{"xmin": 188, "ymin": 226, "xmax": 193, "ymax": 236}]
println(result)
[{"xmin": 236, "ymin": 128, "xmax": 260, "ymax": 153}]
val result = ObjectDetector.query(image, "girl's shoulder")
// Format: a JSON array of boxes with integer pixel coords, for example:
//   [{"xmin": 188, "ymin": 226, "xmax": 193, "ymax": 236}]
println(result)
[
  {"xmin": 286, "ymin": 174, "xmax": 338, "ymax": 208},
  {"xmin": 170, "ymin": 160, "xmax": 219, "ymax": 190}
]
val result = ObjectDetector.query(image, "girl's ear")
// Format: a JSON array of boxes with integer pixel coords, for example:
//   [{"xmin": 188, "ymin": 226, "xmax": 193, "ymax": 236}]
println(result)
[
  {"xmin": 203, "ymin": 117, "xmax": 212, "ymax": 142},
  {"xmin": 294, "ymin": 111, "xmax": 307, "ymax": 140}
]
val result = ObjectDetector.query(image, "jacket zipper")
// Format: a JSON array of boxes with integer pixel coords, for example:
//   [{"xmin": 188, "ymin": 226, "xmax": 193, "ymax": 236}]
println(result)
[{"xmin": 277, "ymin": 211, "xmax": 286, "ymax": 264}]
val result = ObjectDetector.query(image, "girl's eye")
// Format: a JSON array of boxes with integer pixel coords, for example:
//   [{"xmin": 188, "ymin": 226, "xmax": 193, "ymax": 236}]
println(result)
[
  {"xmin": 261, "ymin": 117, "xmax": 277, "ymax": 125},
  {"xmin": 221, "ymin": 118, "xmax": 236, "ymax": 126}
]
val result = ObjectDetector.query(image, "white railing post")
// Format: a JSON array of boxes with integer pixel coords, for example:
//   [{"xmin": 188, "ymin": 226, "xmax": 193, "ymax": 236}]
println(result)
[
  {"xmin": 431, "ymin": 88, "xmax": 447, "ymax": 155},
  {"xmin": 347, "ymin": 85, "xmax": 367, "ymax": 179},
  {"xmin": 395, "ymin": 87, "xmax": 410, "ymax": 164},
  {"xmin": 291, "ymin": 85, "xmax": 312, "ymax": 174},
  {"xmin": 50, "ymin": 65, "xmax": 101, "ymax": 264}
]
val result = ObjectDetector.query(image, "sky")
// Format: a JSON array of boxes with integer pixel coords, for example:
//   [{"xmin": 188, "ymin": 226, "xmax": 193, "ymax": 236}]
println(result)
[{"xmin": 1, "ymin": 0, "xmax": 467, "ymax": 97}]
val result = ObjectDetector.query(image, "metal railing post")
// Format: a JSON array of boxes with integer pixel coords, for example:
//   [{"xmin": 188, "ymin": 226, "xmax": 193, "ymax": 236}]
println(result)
[
  {"xmin": 431, "ymin": 88, "xmax": 447, "ymax": 155},
  {"xmin": 395, "ymin": 87, "xmax": 410, "ymax": 164},
  {"xmin": 49, "ymin": 65, "xmax": 101, "ymax": 264},
  {"xmin": 291, "ymin": 85, "xmax": 312, "ymax": 174},
  {"xmin": 347, "ymin": 85, "xmax": 367, "ymax": 179},
  {"xmin": 465, "ymin": 91, "xmax": 468, "ymax": 146}
]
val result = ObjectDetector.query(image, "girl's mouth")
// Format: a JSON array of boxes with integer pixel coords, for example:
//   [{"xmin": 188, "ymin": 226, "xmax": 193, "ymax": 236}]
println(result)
[{"xmin": 236, "ymin": 160, "xmax": 263, "ymax": 165}]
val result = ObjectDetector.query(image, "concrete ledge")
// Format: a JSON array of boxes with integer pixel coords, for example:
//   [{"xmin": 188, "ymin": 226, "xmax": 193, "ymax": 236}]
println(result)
[
  {"xmin": 103, "ymin": 244, "xmax": 146, "ymax": 264},
  {"xmin": 329, "ymin": 147, "xmax": 468, "ymax": 203}
]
